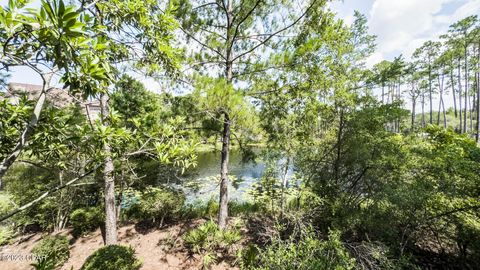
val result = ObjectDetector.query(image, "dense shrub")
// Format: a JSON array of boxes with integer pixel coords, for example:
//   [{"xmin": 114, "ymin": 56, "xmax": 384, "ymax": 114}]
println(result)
[
  {"xmin": 184, "ymin": 220, "xmax": 242, "ymax": 268},
  {"xmin": 0, "ymin": 193, "xmax": 15, "ymax": 245},
  {"xmin": 0, "ymin": 225, "xmax": 14, "ymax": 246},
  {"xmin": 80, "ymin": 245, "xmax": 142, "ymax": 270},
  {"xmin": 125, "ymin": 187, "xmax": 185, "ymax": 225},
  {"xmin": 69, "ymin": 207, "xmax": 104, "ymax": 237},
  {"xmin": 31, "ymin": 235, "xmax": 70, "ymax": 270},
  {"xmin": 246, "ymin": 230, "xmax": 355, "ymax": 270}
]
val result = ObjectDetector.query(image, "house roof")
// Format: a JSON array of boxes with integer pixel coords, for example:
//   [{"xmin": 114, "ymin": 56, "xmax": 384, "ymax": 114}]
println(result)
[{"xmin": 7, "ymin": 83, "xmax": 74, "ymax": 107}]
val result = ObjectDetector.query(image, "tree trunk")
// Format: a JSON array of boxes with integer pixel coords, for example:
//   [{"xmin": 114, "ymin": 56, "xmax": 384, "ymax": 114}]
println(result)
[
  {"xmin": 218, "ymin": 111, "xmax": 230, "ymax": 229},
  {"xmin": 442, "ymin": 96, "xmax": 447, "ymax": 128},
  {"xmin": 100, "ymin": 93, "xmax": 117, "ymax": 245},
  {"xmin": 421, "ymin": 93, "xmax": 425, "ymax": 128},
  {"xmin": 476, "ymin": 44, "xmax": 480, "ymax": 143},
  {"xmin": 411, "ymin": 93, "xmax": 416, "ymax": 130},
  {"xmin": 470, "ymin": 91, "xmax": 474, "ymax": 133},
  {"xmin": 458, "ymin": 61, "xmax": 464, "ymax": 133},
  {"xmin": 335, "ymin": 109, "xmax": 344, "ymax": 182},
  {"xmin": 451, "ymin": 69, "xmax": 458, "ymax": 119},
  {"xmin": 218, "ymin": 0, "xmax": 233, "ymax": 230},
  {"xmin": 464, "ymin": 55, "xmax": 468, "ymax": 134},
  {"xmin": 280, "ymin": 157, "xmax": 290, "ymax": 216},
  {"xmin": 429, "ymin": 62, "xmax": 433, "ymax": 124},
  {"xmin": 437, "ymin": 73, "xmax": 444, "ymax": 126},
  {"xmin": 0, "ymin": 73, "xmax": 52, "ymax": 186}
]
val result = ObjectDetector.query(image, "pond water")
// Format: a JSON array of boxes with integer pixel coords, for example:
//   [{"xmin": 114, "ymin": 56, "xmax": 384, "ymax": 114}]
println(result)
[{"xmin": 173, "ymin": 149, "xmax": 268, "ymax": 202}]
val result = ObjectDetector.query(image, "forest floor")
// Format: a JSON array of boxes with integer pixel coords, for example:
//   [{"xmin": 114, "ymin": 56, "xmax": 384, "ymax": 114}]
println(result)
[{"xmin": 0, "ymin": 218, "xmax": 240, "ymax": 270}]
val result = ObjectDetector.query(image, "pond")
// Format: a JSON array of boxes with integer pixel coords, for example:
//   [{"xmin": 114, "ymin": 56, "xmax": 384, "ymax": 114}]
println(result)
[{"xmin": 171, "ymin": 149, "xmax": 267, "ymax": 202}]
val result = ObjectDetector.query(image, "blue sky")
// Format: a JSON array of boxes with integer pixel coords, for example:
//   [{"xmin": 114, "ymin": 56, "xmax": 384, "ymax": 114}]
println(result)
[{"xmin": 2, "ymin": 0, "xmax": 480, "ymax": 97}]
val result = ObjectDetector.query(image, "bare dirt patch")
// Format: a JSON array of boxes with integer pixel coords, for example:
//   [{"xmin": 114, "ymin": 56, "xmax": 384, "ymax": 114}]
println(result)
[{"xmin": 0, "ymin": 220, "xmax": 239, "ymax": 270}]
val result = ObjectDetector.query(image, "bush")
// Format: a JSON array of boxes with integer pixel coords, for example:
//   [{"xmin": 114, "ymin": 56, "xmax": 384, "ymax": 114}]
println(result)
[
  {"xmin": 248, "ymin": 230, "xmax": 356, "ymax": 270},
  {"xmin": 69, "ymin": 207, "xmax": 104, "ymax": 237},
  {"xmin": 125, "ymin": 187, "xmax": 185, "ymax": 226},
  {"xmin": 184, "ymin": 220, "xmax": 242, "ymax": 268},
  {"xmin": 31, "ymin": 235, "xmax": 70, "ymax": 270},
  {"xmin": 0, "ymin": 225, "xmax": 14, "ymax": 246},
  {"xmin": 80, "ymin": 245, "xmax": 142, "ymax": 270}
]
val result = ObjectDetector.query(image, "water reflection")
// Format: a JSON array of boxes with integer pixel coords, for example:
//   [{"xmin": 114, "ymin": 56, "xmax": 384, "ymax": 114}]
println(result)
[{"xmin": 173, "ymin": 149, "xmax": 266, "ymax": 201}]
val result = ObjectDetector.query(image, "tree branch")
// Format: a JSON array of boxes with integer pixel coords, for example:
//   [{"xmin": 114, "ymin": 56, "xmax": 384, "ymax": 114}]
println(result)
[
  {"xmin": 0, "ymin": 166, "xmax": 99, "ymax": 222},
  {"xmin": 232, "ymin": 0, "xmax": 318, "ymax": 62}
]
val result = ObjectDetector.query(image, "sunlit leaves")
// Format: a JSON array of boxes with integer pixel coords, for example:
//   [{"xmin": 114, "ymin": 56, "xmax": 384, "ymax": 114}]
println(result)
[
  {"xmin": 0, "ymin": 96, "xmax": 33, "ymax": 160},
  {"xmin": 0, "ymin": 0, "xmax": 113, "ymax": 98}
]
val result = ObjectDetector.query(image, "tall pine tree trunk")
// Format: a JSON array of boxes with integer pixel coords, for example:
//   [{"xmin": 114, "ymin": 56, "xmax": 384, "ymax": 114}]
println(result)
[
  {"xmin": 411, "ymin": 95, "xmax": 416, "ymax": 129},
  {"xmin": 218, "ymin": 111, "xmax": 230, "ymax": 229},
  {"xmin": 451, "ymin": 69, "xmax": 458, "ymax": 119},
  {"xmin": 464, "ymin": 56, "xmax": 468, "ymax": 133},
  {"xmin": 421, "ymin": 92, "xmax": 426, "ymax": 127},
  {"xmin": 458, "ymin": 61, "xmax": 464, "ymax": 133},
  {"xmin": 442, "ymin": 95, "xmax": 447, "ymax": 128},
  {"xmin": 437, "ymin": 73, "xmax": 444, "ymax": 126},
  {"xmin": 429, "ymin": 63, "xmax": 433, "ymax": 124},
  {"xmin": 476, "ymin": 44, "xmax": 480, "ymax": 143},
  {"xmin": 218, "ymin": 0, "xmax": 233, "ymax": 229},
  {"xmin": 100, "ymin": 93, "xmax": 117, "ymax": 245}
]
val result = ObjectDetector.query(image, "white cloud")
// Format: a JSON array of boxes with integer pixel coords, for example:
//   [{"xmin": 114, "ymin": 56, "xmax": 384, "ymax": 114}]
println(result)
[
  {"xmin": 435, "ymin": 0, "xmax": 480, "ymax": 24},
  {"xmin": 368, "ymin": 0, "xmax": 456, "ymax": 61},
  {"xmin": 365, "ymin": 52, "xmax": 384, "ymax": 68}
]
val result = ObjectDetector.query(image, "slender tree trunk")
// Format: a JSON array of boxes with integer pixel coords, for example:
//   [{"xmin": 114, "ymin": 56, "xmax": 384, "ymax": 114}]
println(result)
[
  {"xmin": 429, "ymin": 62, "xmax": 433, "ymax": 124},
  {"xmin": 476, "ymin": 44, "xmax": 480, "ymax": 143},
  {"xmin": 100, "ymin": 93, "xmax": 117, "ymax": 245},
  {"xmin": 421, "ymin": 93, "xmax": 425, "ymax": 128},
  {"xmin": 411, "ymin": 96, "xmax": 416, "ymax": 129},
  {"xmin": 437, "ymin": 72, "xmax": 444, "ymax": 126},
  {"xmin": 0, "ymin": 73, "xmax": 52, "ymax": 186},
  {"xmin": 218, "ymin": 111, "xmax": 230, "ymax": 229},
  {"xmin": 218, "ymin": 0, "xmax": 233, "ymax": 230},
  {"xmin": 335, "ymin": 109, "xmax": 344, "ymax": 182},
  {"xmin": 54, "ymin": 170, "xmax": 64, "ymax": 232},
  {"xmin": 464, "ymin": 56, "xmax": 468, "ymax": 133},
  {"xmin": 280, "ymin": 157, "xmax": 290, "ymax": 216},
  {"xmin": 451, "ymin": 69, "xmax": 458, "ymax": 119},
  {"xmin": 437, "ymin": 96, "xmax": 442, "ymax": 126},
  {"xmin": 458, "ymin": 61, "xmax": 464, "ymax": 133},
  {"xmin": 470, "ymin": 91, "xmax": 474, "ymax": 133},
  {"xmin": 442, "ymin": 96, "xmax": 447, "ymax": 128}
]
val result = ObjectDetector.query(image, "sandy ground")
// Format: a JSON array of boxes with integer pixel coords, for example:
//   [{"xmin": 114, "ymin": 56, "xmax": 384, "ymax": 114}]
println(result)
[{"xmin": 0, "ymin": 220, "xmax": 238, "ymax": 270}]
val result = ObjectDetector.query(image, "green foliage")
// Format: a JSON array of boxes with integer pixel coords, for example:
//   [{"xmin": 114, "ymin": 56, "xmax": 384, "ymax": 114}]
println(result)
[
  {"xmin": 69, "ymin": 207, "xmax": 104, "ymax": 237},
  {"xmin": 184, "ymin": 220, "xmax": 242, "ymax": 267},
  {"xmin": 0, "ymin": 225, "xmax": 14, "ymax": 246},
  {"xmin": 111, "ymin": 75, "xmax": 164, "ymax": 128},
  {"xmin": 248, "ymin": 230, "xmax": 355, "ymax": 270},
  {"xmin": 181, "ymin": 198, "xmax": 259, "ymax": 220},
  {"xmin": 31, "ymin": 235, "xmax": 70, "ymax": 270},
  {"xmin": 0, "ymin": 96, "xmax": 33, "ymax": 160},
  {"xmin": 3, "ymin": 164, "xmax": 61, "ymax": 230},
  {"xmin": 0, "ymin": 193, "xmax": 14, "ymax": 245},
  {"xmin": 0, "ymin": 0, "xmax": 113, "ymax": 97},
  {"xmin": 2, "ymin": 104, "xmax": 98, "ymax": 231},
  {"xmin": 80, "ymin": 245, "xmax": 142, "ymax": 270},
  {"xmin": 125, "ymin": 187, "xmax": 185, "ymax": 226}
]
